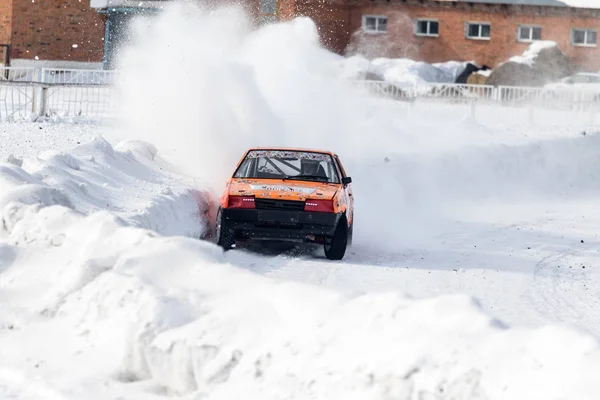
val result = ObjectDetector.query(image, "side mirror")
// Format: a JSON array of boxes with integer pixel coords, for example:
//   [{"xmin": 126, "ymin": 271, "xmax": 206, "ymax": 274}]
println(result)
[{"xmin": 342, "ymin": 177, "xmax": 352, "ymax": 185}]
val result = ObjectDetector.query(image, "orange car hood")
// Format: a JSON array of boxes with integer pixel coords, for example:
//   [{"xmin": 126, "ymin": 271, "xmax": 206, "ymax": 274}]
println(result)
[{"xmin": 228, "ymin": 179, "xmax": 339, "ymax": 201}]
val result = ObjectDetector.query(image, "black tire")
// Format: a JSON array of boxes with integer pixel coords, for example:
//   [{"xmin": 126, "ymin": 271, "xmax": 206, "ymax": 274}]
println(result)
[
  {"xmin": 324, "ymin": 218, "xmax": 348, "ymax": 260},
  {"xmin": 216, "ymin": 208, "xmax": 235, "ymax": 250}
]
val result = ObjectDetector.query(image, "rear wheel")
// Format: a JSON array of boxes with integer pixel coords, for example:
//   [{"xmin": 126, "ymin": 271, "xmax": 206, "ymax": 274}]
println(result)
[
  {"xmin": 216, "ymin": 208, "xmax": 235, "ymax": 250},
  {"xmin": 324, "ymin": 218, "xmax": 348, "ymax": 260}
]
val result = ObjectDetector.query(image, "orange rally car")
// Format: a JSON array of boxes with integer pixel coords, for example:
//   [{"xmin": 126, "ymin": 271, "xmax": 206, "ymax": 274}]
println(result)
[{"xmin": 215, "ymin": 147, "xmax": 354, "ymax": 260}]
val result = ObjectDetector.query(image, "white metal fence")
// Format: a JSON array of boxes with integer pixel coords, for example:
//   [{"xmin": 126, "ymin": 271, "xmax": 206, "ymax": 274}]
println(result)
[
  {"xmin": 354, "ymin": 80, "xmax": 600, "ymax": 126},
  {"xmin": 1, "ymin": 68, "xmax": 600, "ymax": 122},
  {"xmin": 0, "ymin": 83, "xmax": 116, "ymax": 121},
  {"xmin": 356, "ymin": 80, "xmax": 600, "ymax": 111},
  {"xmin": 40, "ymin": 68, "xmax": 115, "ymax": 85},
  {"xmin": 42, "ymin": 85, "xmax": 116, "ymax": 119},
  {"xmin": 0, "ymin": 67, "xmax": 117, "ymax": 120},
  {"xmin": 0, "ymin": 67, "xmax": 39, "ymax": 82},
  {"xmin": 0, "ymin": 67, "xmax": 117, "ymax": 85},
  {"xmin": 0, "ymin": 84, "xmax": 36, "ymax": 121}
]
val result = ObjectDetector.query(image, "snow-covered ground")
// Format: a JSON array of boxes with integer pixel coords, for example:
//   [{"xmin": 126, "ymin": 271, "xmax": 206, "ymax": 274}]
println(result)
[
  {"xmin": 2, "ymin": 3, "xmax": 600, "ymax": 399},
  {"xmin": 339, "ymin": 55, "xmax": 472, "ymax": 86}
]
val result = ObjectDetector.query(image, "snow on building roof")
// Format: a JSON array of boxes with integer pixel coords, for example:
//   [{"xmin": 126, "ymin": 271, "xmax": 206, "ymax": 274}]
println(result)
[{"xmin": 437, "ymin": 0, "xmax": 600, "ymax": 9}]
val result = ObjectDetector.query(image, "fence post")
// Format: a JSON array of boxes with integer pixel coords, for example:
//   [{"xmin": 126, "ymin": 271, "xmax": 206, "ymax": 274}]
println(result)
[
  {"xmin": 469, "ymin": 99, "xmax": 476, "ymax": 119},
  {"xmin": 31, "ymin": 84, "xmax": 36, "ymax": 115},
  {"xmin": 38, "ymin": 85, "xmax": 47, "ymax": 117},
  {"xmin": 33, "ymin": 68, "xmax": 41, "ymax": 83},
  {"xmin": 589, "ymin": 102, "xmax": 595, "ymax": 126}
]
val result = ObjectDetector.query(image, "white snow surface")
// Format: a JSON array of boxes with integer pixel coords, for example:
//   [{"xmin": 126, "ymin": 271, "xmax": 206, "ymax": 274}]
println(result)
[
  {"xmin": 3, "ymin": 3, "xmax": 600, "ymax": 399},
  {"xmin": 340, "ymin": 54, "xmax": 472, "ymax": 86},
  {"xmin": 0, "ymin": 123, "xmax": 210, "ymax": 238},
  {"xmin": 509, "ymin": 40, "xmax": 559, "ymax": 66}
]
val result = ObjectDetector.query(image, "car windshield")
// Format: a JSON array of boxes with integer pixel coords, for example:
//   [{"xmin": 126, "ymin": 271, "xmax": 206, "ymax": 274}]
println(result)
[{"xmin": 233, "ymin": 150, "xmax": 340, "ymax": 183}]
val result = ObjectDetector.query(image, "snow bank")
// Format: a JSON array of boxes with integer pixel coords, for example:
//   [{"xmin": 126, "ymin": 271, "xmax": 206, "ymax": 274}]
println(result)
[
  {"xmin": 510, "ymin": 40, "xmax": 558, "ymax": 66},
  {"xmin": 2, "ymin": 200, "xmax": 600, "ymax": 399},
  {"xmin": 339, "ymin": 54, "xmax": 471, "ymax": 86},
  {"xmin": 0, "ymin": 135, "xmax": 208, "ymax": 240}
]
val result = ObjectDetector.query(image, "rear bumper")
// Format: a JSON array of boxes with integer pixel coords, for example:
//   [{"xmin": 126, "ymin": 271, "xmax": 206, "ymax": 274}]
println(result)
[{"xmin": 221, "ymin": 208, "xmax": 341, "ymax": 241}]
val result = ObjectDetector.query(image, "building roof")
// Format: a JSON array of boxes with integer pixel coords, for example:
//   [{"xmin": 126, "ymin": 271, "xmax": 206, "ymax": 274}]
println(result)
[{"xmin": 438, "ymin": 0, "xmax": 600, "ymax": 9}]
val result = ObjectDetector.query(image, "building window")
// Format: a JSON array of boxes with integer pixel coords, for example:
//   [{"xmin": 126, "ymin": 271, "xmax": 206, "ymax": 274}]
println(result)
[
  {"xmin": 259, "ymin": 0, "xmax": 277, "ymax": 15},
  {"xmin": 518, "ymin": 25, "xmax": 542, "ymax": 42},
  {"xmin": 572, "ymin": 28, "xmax": 597, "ymax": 46},
  {"xmin": 466, "ymin": 22, "xmax": 491, "ymax": 40},
  {"xmin": 362, "ymin": 15, "xmax": 387, "ymax": 33},
  {"xmin": 415, "ymin": 19, "xmax": 439, "ymax": 37},
  {"xmin": 258, "ymin": 0, "xmax": 278, "ymax": 25}
]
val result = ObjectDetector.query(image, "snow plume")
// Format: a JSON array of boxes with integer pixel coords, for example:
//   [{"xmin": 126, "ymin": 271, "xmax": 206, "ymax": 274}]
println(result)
[
  {"xmin": 114, "ymin": 1, "xmax": 407, "ymax": 184},
  {"xmin": 114, "ymin": 0, "xmax": 600, "ymax": 252},
  {"xmin": 114, "ymin": 1, "xmax": 440, "ymax": 248},
  {"xmin": 114, "ymin": 3, "xmax": 390, "ymax": 179},
  {"xmin": 115, "ymin": 4, "xmax": 269, "ymax": 190}
]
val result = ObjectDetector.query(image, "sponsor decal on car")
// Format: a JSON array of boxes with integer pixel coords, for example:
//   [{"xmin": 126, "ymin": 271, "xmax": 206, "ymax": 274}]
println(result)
[{"xmin": 249, "ymin": 184, "xmax": 316, "ymax": 194}]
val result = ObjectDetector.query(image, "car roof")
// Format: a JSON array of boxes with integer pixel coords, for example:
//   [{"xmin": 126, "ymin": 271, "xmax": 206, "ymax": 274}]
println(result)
[{"xmin": 247, "ymin": 147, "xmax": 337, "ymax": 156}]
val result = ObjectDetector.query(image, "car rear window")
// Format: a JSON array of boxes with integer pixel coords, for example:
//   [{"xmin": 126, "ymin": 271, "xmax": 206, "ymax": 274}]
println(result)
[{"xmin": 234, "ymin": 150, "xmax": 340, "ymax": 184}]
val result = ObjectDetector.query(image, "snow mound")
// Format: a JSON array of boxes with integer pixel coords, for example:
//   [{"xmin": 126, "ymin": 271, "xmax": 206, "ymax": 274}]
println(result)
[
  {"xmin": 488, "ymin": 40, "xmax": 572, "ymax": 86},
  {"xmin": 510, "ymin": 40, "xmax": 558, "ymax": 66},
  {"xmin": 2, "ymin": 130, "xmax": 600, "ymax": 399},
  {"xmin": 340, "ymin": 55, "xmax": 472, "ymax": 86},
  {"xmin": 2, "ymin": 201, "xmax": 600, "ymax": 399},
  {"xmin": 0, "ymin": 136, "xmax": 209, "ymax": 239},
  {"xmin": 115, "ymin": 140, "xmax": 158, "ymax": 161}
]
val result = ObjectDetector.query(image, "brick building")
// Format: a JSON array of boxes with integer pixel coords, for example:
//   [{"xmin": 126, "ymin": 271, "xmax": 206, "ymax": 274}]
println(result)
[
  {"xmin": 3, "ymin": 0, "xmax": 600, "ymax": 71},
  {"xmin": 0, "ymin": 0, "xmax": 106, "ymax": 68},
  {"xmin": 345, "ymin": 0, "xmax": 600, "ymax": 70},
  {"xmin": 285, "ymin": 0, "xmax": 600, "ymax": 70}
]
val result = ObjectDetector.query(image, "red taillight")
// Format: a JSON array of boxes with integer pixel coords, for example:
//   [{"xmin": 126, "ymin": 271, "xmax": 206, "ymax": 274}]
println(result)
[
  {"xmin": 304, "ymin": 199, "xmax": 334, "ymax": 213},
  {"xmin": 228, "ymin": 195, "xmax": 255, "ymax": 209}
]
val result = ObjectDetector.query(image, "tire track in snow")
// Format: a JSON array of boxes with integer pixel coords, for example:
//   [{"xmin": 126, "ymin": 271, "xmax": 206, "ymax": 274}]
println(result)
[{"xmin": 529, "ymin": 252, "xmax": 600, "ymax": 336}]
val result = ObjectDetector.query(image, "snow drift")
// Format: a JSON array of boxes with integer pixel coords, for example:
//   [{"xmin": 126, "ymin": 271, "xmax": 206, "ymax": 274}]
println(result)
[
  {"xmin": 487, "ymin": 41, "xmax": 574, "ymax": 87},
  {"xmin": 0, "ymin": 136, "xmax": 209, "ymax": 240},
  {"xmin": 3, "ymin": 189, "xmax": 600, "ymax": 399},
  {"xmin": 340, "ymin": 54, "xmax": 472, "ymax": 86}
]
